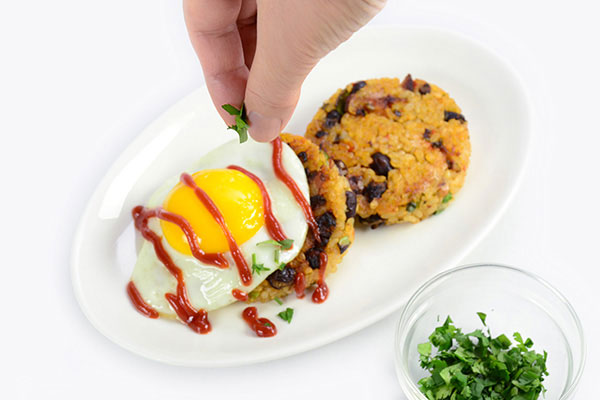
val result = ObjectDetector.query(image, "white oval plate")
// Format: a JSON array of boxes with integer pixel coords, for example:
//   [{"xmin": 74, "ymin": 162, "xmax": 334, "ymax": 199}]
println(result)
[{"xmin": 71, "ymin": 26, "xmax": 532, "ymax": 366}]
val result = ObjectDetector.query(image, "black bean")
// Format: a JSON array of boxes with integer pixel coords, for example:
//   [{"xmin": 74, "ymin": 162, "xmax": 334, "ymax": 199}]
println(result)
[
  {"xmin": 364, "ymin": 181, "xmax": 387, "ymax": 202},
  {"xmin": 401, "ymin": 74, "xmax": 414, "ymax": 91},
  {"xmin": 444, "ymin": 111, "xmax": 466, "ymax": 123},
  {"xmin": 334, "ymin": 159, "xmax": 348, "ymax": 176},
  {"xmin": 297, "ymin": 151, "xmax": 308, "ymax": 163},
  {"xmin": 315, "ymin": 130, "xmax": 327, "ymax": 138},
  {"xmin": 338, "ymin": 242, "xmax": 350, "ymax": 254},
  {"xmin": 305, "ymin": 247, "xmax": 323, "ymax": 269},
  {"xmin": 393, "ymin": 110, "xmax": 402, "ymax": 117},
  {"xmin": 446, "ymin": 159, "xmax": 454, "ymax": 170},
  {"xmin": 369, "ymin": 152, "xmax": 393, "ymax": 177},
  {"xmin": 423, "ymin": 129, "xmax": 432, "ymax": 141},
  {"xmin": 419, "ymin": 83, "xmax": 431, "ymax": 95},
  {"xmin": 406, "ymin": 201, "xmax": 417, "ymax": 212},
  {"xmin": 345, "ymin": 191, "xmax": 357, "ymax": 219},
  {"xmin": 324, "ymin": 110, "xmax": 342, "ymax": 128},
  {"xmin": 350, "ymin": 80, "xmax": 367, "ymax": 94},
  {"xmin": 316, "ymin": 211, "xmax": 337, "ymax": 245},
  {"xmin": 348, "ymin": 175, "xmax": 364, "ymax": 193},
  {"xmin": 358, "ymin": 214, "xmax": 384, "ymax": 229},
  {"xmin": 266, "ymin": 266, "xmax": 296, "ymax": 289},
  {"xmin": 310, "ymin": 195, "xmax": 326, "ymax": 208},
  {"xmin": 355, "ymin": 108, "xmax": 366, "ymax": 116},
  {"xmin": 306, "ymin": 170, "xmax": 318, "ymax": 181},
  {"xmin": 431, "ymin": 140, "xmax": 444, "ymax": 150}
]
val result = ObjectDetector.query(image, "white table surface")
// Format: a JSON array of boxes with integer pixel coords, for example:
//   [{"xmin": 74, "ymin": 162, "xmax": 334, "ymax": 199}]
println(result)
[{"xmin": 2, "ymin": 1, "xmax": 598, "ymax": 398}]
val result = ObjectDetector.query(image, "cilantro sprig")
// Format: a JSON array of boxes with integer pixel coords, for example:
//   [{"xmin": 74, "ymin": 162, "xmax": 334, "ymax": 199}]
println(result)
[
  {"xmin": 222, "ymin": 103, "xmax": 249, "ymax": 143},
  {"xmin": 257, "ymin": 239, "xmax": 294, "ymax": 250},
  {"xmin": 251, "ymin": 253, "xmax": 269, "ymax": 275},
  {"xmin": 417, "ymin": 313, "xmax": 548, "ymax": 400},
  {"xmin": 277, "ymin": 307, "xmax": 294, "ymax": 324}
]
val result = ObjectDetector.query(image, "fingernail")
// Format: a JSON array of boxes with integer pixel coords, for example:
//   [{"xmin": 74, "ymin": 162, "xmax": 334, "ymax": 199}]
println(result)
[{"xmin": 248, "ymin": 111, "xmax": 282, "ymax": 142}]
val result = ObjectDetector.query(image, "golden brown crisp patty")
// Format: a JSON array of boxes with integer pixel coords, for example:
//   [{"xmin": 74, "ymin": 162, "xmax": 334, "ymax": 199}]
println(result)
[
  {"xmin": 248, "ymin": 133, "xmax": 355, "ymax": 302},
  {"xmin": 305, "ymin": 76, "xmax": 471, "ymax": 227}
]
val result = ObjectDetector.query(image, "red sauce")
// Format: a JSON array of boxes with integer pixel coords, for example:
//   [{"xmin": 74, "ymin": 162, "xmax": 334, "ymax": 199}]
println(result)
[
  {"xmin": 126, "ymin": 281, "xmax": 159, "ymax": 319},
  {"xmin": 227, "ymin": 165, "xmax": 288, "ymax": 243},
  {"xmin": 132, "ymin": 206, "xmax": 227, "ymax": 268},
  {"xmin": 242, "ymin": 307, "xmax": 277, "ymax": 337},
  {"xmin": 165, "ymin": 285, "xmax": 211, "ymax": 334},
  {"xmin": 131, "ymin": 205, "xmax": 211, "ymax": 334},
  {"xmin": 294, "ymin": 272, "xmax": 306, "ymax": 299},
  {"xmin": 232, "ymin": 288, "xmax": 249, "ymax": 302},
  {"xmin": 312, "ymin": 252, "xmax": 329, "ymax": 304},
  {"xmin": 271, "ymin": 137, "xmax": 320, "ymax": 243},
  {"xmin": 181, "ymin": 173, "xmax": 252, "ymax": 286}
]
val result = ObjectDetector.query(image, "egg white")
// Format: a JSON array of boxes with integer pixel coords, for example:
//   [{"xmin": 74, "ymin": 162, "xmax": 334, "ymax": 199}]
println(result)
[{"xmin": 130, "ymin": 138, "xmax": 309, "ymax": 314}]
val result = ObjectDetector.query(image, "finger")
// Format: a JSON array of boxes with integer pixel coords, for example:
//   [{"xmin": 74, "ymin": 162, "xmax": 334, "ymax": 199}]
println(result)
[
  {"xmin": 183, "ymin": 0, "xmax": 248, "ymax": 123},
  {"xmin": 238, "ymin": 0, "xmax": 257, "ymax": 69}
]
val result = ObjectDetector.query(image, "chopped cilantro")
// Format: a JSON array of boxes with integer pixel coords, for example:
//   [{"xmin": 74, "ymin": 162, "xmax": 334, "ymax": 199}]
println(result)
[
  {"xmin": 274, "ymin": 248, "xmax": 280, "ymax": 263},
  {"xmin": 443, "ymin": 193, "xmax": 453, "ymax": 203},
  {"xmin": 274, "ymin": 297, "xmax": 283, "ymax": 305},
  {"xmin": 417, "ymin": 313, "xmax": 548, "ymax": 400},
  {"xmin": 248, "ymin": 291, "xmax": 259, "ymax": 300},
  {"xmin": 277, "ymin": 307, "xmax": 294, "ymax": 324},
  {"xmin": 278, "ymin": 263, "xmax": 286, "ymax": 271},
  {"xmin": 339, "ymin": 236, "xmax": 351, "ymax": 247},
  {"xmin": 251, "ymin": 253, "xmax": 269, "ymax": 275},
  {"xmin": 257, "ymin": 239, "xmax": 294, "ymax": 250},
  {"xmin": 221, "ymin": 103, "xmax": 249, "ymax": 143}
]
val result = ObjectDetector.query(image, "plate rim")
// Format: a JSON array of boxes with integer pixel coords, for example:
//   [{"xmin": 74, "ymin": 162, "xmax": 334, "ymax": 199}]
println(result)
[{"xmin": 70, "ymin": 24, "xmax": 534, "ymax": 367}]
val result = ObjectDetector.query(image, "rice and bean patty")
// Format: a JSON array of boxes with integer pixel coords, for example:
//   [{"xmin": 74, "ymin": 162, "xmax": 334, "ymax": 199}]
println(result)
[
  {"xmin": 305, "ymin": 75, "xmax": 471, "ymax": 227},
  {"xmin": 248, "ymin": 133, "xmax": 355, "ymax": 302}
]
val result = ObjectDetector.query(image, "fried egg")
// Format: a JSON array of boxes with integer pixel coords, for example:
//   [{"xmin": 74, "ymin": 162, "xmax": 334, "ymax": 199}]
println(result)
[{"xmin": 130, "ymin": 138, "xmax": 309, "ymax": 315}]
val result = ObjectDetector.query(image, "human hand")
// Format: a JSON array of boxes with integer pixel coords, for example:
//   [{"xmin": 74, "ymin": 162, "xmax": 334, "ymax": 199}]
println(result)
[{"xmin": 184, "ymin": 0, "xmax": 386, "ymax": 142}]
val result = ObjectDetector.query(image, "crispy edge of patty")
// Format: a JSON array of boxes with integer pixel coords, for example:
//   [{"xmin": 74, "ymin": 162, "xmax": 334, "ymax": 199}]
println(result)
[{"xmin": 248, "ymin": 133, "xmax": 355, "ymax": 302}]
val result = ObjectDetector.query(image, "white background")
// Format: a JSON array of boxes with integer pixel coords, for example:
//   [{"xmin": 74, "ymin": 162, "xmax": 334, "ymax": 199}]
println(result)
[{"xmin": 1, "ymin": 0, "xmax": 598, "ymax": 398}]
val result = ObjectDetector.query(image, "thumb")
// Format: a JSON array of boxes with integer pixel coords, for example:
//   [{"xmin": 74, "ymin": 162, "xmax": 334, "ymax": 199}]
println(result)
[{"xmin": 244, "ymin": 2, "xmax": 321, "ymax": 142}]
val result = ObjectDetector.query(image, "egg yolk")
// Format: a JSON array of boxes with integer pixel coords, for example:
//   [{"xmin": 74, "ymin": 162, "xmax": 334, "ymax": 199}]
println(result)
[{"xmin": 161, "ymin": 169, "xmax": 264, "ymax": 254}]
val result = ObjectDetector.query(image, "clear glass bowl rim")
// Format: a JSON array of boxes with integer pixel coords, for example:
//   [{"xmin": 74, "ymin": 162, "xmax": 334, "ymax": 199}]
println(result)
[{"xmin": 394, "ymin": 262, "xmax": 586, "ymax": 400}]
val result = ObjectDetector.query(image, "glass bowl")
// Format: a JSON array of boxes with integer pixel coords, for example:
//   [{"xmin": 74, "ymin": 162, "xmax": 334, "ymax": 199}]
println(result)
[{"xmin": 395, "ymin": 263, "xmax": 585, "ymax": 400}]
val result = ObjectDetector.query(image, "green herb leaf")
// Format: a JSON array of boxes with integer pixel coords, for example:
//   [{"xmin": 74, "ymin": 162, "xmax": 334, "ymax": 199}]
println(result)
[
  {"xmin": 443, "ymin": 193, "xmax": 453, "ymax": 203},
  {"xmin": 251, "ymin": 253, "xmax": 269, "ymax": 275},
  {"xmin": 221, "ymin": 103, "xmax": 249, "ymax": 143},
  {"xmin": 417, "ymin": 314, "xmax": 548, "ymax": 400},
  {"xmin": 278, "ymin": 239, "xmax": 294, "ymax": 250},
  {"xmin": 477, "ymin": 312, "xmax": 487, "ymax": 326},
  {"xmin": 277, "ymin": 307, "xmax": 294, "ymax": 324},
  {"xmin": 278, "ymin": 263, "xmax": 286, "ymax": 271},
  {"xmin": 406, "ymin": 201, "xmax": 417, "ymax": 212},
  {"xmin": 257, "ymin": 239, "xmax": 294, "ymax": 250},
  {"xmin": 274, "ymin": 248, "xmax": 280, "ymax": 263},
  {"xmin": 338, "ymin": 236, "xmax": 351, "ymax": 247},
  {"xmin": 274, "ymin": 297, "xmax": 283, "ymax": 305},
  {"xmin": 248, "ymin": 291, "xmax": 259, "ymax": 300}
]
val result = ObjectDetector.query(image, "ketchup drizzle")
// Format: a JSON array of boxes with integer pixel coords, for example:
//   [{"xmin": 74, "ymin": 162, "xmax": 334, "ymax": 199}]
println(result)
[
  {"xmin": 127, "ymin": 281, "xmax": 159, "ymax": 318},
  {"xmin": 131, "ymin": 205, "xmax": 211, "ymax": 334},
  {"xmin": 232, "ymin": 288, "xmax": 249, "ymax": 302},
  {"xmin": 242, "ymin": 307, "xmax": 277, "ymax": 337},
  {"xmin": 181, "ymin": 173, "xmax": 252, "ymax": 286},
  {"xmin": 312, "ymin": 252, "xmax": 329, "ymax": 303},
  {"xmin": 271, "ymin": 137, "xmax": 320, "ymax": 242},
  {"xmin": 294, "ymin": 272, "xmax": 306, "ymax": 299},
  {"xmin": 132, "ymin": 206, "xmax": 227, "ymax": 268},
  {"xmin": 227, "ymin": 165, "xmax": 288, "ymax": 243}
]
